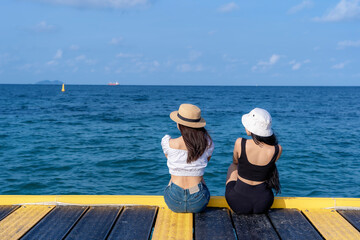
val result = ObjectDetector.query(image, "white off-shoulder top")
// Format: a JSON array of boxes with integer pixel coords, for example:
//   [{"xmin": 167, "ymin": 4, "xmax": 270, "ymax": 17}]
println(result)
[{"xmin": 161, "ymin": 135, "xmax": 214, "ymax": 176}]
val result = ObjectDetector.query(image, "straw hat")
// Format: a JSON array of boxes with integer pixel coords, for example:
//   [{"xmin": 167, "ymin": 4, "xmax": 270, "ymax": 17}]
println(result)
[
  {"xmin": 170, "ymin": 104, "xmax": 206, "ymax": 128},
  {"xmin": 241, "ymin": 108, "xmax": 273, "ymax": 137}
]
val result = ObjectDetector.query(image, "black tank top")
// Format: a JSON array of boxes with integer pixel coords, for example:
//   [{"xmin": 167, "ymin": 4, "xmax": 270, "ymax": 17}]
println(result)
[{"xmin": 237, "ymin": 139, "xmax": 279, "ymax": 181}]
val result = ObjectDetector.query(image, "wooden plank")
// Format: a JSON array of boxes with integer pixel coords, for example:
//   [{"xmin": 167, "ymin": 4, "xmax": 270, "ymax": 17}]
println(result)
[
  {"xmin": 152, "ymin": 207, "xmax": 192, "ymax": 240},
  {"xmin": 232, "ymin": 213, "xmax": 279, "ymax": 240},
  {"xmin": 303, "ymin": 209, "xmax": 360, "ymax": 240},
  {"xmin": 195, "ymin": 207, "xmax": 236, "ymax": 240},
  {"xmin": 65, "ymin": 206, "xmax": 121, "ymax": 240},
  {"xmin": 0, "ymin": 205, "xmax": 19, "ymax": 221},
  {"xmin": 268, "ymin": 209, "xmax": 322, "ymax": 240},
  {"xmin": 0, "ymin": 205, "xmax": 55, "ymax": 239},
  {"xmin": 107, "ymin": 206, "xmax": 157, "ymax": 240},
  {"xmin": 338, "ymin": 210, "xmax": 360, "ymax": 232},
  {"xmin": 21, "ymin": 206, "xmax": 88, "ymax": 240}
]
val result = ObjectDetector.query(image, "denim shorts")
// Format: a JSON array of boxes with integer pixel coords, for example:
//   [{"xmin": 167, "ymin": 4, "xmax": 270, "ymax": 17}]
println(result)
[{"xmin": 164, "ymin": 181, "xmax": 210, "ymax": 213}]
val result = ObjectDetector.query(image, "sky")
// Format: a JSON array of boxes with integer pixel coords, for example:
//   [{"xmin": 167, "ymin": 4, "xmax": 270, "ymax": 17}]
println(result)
[{"xmin": 0, "ymin": 0, "xmax": 359, "ymax": 86}]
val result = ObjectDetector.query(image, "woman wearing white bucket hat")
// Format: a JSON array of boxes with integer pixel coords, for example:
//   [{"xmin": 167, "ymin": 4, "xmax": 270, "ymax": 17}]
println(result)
[
  {"xmin": 225, "ymin": 108, "xmax": 282, "ymax": 214},
  {"xmin": 161, "ymin": 103, "xmax": 214, "ymax": 213}
]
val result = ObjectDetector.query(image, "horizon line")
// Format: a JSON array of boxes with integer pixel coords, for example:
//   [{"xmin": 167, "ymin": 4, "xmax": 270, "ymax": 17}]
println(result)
[{"xmin": 0, "ymin": 83, "xmax": 360, "ymax": 87}]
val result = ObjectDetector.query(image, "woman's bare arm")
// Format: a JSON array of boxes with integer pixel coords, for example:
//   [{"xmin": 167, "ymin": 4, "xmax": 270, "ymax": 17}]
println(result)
[
  {"xmin": 233, "ymin": 138, "xmax": 242, "ymax": 164},
  {"xmin": 275, "ymin": 144, "xmax": 282, "ymax": 162}
]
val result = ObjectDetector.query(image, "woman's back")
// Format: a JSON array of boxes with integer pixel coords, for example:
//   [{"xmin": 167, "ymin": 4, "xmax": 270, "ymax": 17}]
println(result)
[
  {"xmin": 168, "ymin": 136, "xmax": 208, "ymax": 188},
  {"xmin": 238, "ymin": 138, "xmax": 279, "ymax": 166},
  {"xmin": 236, "ymin": 138, "xmax": 281, "ymax": 186}
]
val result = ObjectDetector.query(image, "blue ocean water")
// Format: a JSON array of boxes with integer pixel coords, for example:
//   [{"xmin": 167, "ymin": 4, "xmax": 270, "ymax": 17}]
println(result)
[{"xmin": 0, "ymin": 85, "xmax": 359, "ymax": 197}]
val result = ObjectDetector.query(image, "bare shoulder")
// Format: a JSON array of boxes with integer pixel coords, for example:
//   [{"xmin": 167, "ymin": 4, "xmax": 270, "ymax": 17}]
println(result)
[
  {"xmin": 234, "ymin": 137, "xmax": 243, "ymax": 153},
  {"xmin": 235, "ymin": 137, "xmax": 242, "ymax": 147},
  {"xmin": 169, "ymin": 136, "xmax": 183, "ymax": 149}
]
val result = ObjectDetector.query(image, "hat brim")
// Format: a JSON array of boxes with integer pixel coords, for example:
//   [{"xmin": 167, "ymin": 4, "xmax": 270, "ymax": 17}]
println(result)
[
  {"xmin": 241, "ymin": 113, "xmax": 251, "ymax": 131},
  {"xmin": 170, "ymin": 111, "xmax": 206, "ymax": 128}
]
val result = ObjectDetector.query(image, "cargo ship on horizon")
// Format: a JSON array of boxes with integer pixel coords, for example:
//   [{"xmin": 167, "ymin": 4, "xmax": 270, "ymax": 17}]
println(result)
[{"xmin": 108, "ymin": 82, "xmax": 119, "ymax": 86}]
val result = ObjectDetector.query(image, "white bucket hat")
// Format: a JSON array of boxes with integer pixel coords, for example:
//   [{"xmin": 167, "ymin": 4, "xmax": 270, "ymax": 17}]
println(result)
[{"xmin": 241, "ymin": 108, "xmax": 273, "ymax": 137}]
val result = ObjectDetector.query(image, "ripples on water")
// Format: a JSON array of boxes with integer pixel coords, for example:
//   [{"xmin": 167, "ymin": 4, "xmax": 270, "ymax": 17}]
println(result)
[{"xmin": 0, "ymin": 85, "xmax": 359, "ymax": 197}]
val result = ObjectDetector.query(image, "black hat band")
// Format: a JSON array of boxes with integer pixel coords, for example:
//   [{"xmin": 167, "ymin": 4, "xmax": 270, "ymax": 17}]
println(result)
[{"xmin": 177, "ymin": 113, "xmax": 201, "ymax": 122}]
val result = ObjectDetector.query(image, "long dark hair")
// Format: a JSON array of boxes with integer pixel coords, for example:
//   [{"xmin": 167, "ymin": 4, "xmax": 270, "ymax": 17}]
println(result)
[
  {"xmin": 251, "ymin": 132, "xmax": 281, "ymax": 194},
  {"xmin": 251, "ymin": 133, "xmax": 278, "ymax": 146},
  {"xmin": 178, "ymin": 124, "xmax": 212, "ymax": 164}
]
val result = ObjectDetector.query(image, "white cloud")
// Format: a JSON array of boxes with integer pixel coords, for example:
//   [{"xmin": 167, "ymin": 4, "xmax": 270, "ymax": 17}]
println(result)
[
  {"xmin": 54, "ymin": 49, "xmax": 63, "ymax": 59},
  {"xmin": 129, "ymin": 59, "xmax": 160, "ymax": 72},
  {"xmin": 153, "ymin": 61, "xmax": 160, "ymax": 67},
  {"xmin": 338, "ymin": 40, "xmax": 360, "ymax": 48},
  {"xmin": 189, "ymin": 50, "xmax": 202, "ymax": 61},
  {"xmin": 83, "ymin": 56, "xmax": 96, "ymax": 65},
  {"xmin": 218, "ymin": 2, "xmax": 239, "ymax": 13},
  {"xmin": 46, "ymin": 49, "xmax": 63, "ymax": 66},
  {"xmin": 66, "ymin": 55, "xmax": 96, "ymax": 66},
  {"xmin": 289, "ymin": 59, "xmax": 310, "ymax": 70},
  {"xmin": 268, "ymin": 55, "xmax": 280, "ymax": 65},
  {"xmin": 69, "ymin": 45, "xmax": 79, "ymax": 50},
  {"xmin": 314, "ymin": 0, "xmax": 360, "ymax": 22},
  {"xmin": 332, "ymin": 61, "xmax": 349, "ymax": 69},
  {"xmin": 252, "ymin": 54, "xmax": 281, "ymax": 71},
  {"xmin": 292, "ymin": 63, "xmax": 302, "ymax": 70},
  {"xmin": 288, "ymin": 1, "xmax": 313, "ymax": 14},
  {"xmin": 109, "ymin": 37, "xmax": 123, "ymax": 45},
  {"xmin": 46, "ymin": 60, "xmax": 58, "ymax": 66},
  {"xmin": 31, "ymin": 0, "xmax": 148, "ymax": 9},
  {"xmin": 75, "ymin": 55, "xmax": 86, "ymax": 61},
  {"xmin": 222, "ymin": 54, "xmax": 247, "ymax": 66},
  {"xmin": 116, "ymin": 53, "xmax": 142, "ymax": 58},
  {"xmin": 32, "ymin": 21, "xmax": 56, "ymax": 32},
  {"xmin": 223, "ymin": 54, "xmax": 238, "ymax": 63},
  {"xmin": 177, "ymin": 64, "xmax": 204, "ymax": 72}
]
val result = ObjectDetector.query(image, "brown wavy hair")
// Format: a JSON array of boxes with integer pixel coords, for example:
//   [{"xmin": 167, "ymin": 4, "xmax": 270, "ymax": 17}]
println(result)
[{"xmin": 178, "ymin": 124, "xmax": 212, "ymax": 163}]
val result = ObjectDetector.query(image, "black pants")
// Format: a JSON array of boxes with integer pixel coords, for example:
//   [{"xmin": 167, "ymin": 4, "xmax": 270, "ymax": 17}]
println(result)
[{"xmin": 225, "ymin": 179, "xmax": 274, "ymax": 214}]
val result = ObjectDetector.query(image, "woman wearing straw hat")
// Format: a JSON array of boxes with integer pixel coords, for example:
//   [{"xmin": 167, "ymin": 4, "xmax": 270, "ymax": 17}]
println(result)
[
  {"xmin": 161, "ymin": 104, "xmax": 214, "ymax": 213},
  {"xmin": 225, "ymin": 108, "xmax": 282, "ymax": 214}
]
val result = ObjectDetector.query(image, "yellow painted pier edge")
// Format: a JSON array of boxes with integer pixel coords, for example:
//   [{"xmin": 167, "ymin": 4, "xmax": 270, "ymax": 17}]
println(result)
[
  {"xmin": 1, "ymin": 196, "xmax": 359, "ymax": 240},
  {"xmin": 0, "ymin": 196, "xmax": 359, "ymax": 210}
]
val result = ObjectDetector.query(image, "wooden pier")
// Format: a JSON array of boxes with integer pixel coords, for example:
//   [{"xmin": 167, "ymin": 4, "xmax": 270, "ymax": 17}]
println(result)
[{"xmin": 0, "ymin": 196, "xmax": 359, "ymax": 239}]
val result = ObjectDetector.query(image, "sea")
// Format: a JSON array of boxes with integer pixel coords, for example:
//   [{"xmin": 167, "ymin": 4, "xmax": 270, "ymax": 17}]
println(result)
[{"xmin": 0, "ymin": 85, "xmax": 359, "ymax": 197}]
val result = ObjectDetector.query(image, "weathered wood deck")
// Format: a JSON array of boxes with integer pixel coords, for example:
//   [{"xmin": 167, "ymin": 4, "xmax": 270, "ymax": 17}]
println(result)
[{"xmin": 0, "ymin": 196, "xmax": 359, "ymax": 240}]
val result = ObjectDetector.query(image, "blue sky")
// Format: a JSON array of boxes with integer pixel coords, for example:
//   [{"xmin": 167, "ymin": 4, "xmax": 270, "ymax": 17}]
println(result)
[{"xmin": 0, "ymin": 0, "xmax": 359, "ymax": 85}]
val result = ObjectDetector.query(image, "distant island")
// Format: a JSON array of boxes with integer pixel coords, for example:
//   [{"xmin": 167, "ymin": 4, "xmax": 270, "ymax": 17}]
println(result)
[{"xmin": 35, "ymin": 80, "xmax": 63, "ymax": 85}]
